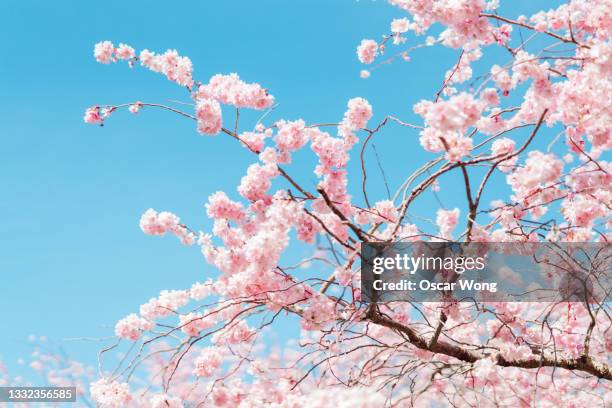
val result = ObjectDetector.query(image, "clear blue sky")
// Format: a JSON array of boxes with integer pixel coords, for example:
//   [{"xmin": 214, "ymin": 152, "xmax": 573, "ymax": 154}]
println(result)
[{"xmin": 0, "ymin": 0, "xmax": 563, "ymax": 377}]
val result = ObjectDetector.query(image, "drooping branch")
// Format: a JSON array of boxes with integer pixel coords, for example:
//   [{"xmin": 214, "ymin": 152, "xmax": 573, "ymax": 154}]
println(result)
[{"xmin": 366, "ymin": 306, "xmax": 612, "ymax": 381}]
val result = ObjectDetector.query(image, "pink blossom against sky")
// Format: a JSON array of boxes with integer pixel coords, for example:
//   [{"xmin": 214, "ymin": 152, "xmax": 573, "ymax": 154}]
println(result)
[{"xmin": 2, "ymin": 0, "xmax": 611, "ymax": 406}]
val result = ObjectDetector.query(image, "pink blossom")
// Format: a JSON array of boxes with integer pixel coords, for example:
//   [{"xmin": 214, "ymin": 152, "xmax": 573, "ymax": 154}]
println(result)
[
  {"xmin": 193, "ymin": 347, "xmax": 222, "ymax": 377},
  {"xmin": 491, "ymin": 137, "xmax": 517, "ymax": 172},
  {"xmin": 139, "ymin": 289, "xmax": 190, "ymax": 319},
  {"xmin": 490, "ymin": 65, "xmax": 513, "ymax": 94},
  {"xmin": 139, "ymin": 209, "xmax": 194, "ymax": 244},
  {"xmin": 78, "ymin": 3, "xmax": 612, "ymax": 404},
  {"xmin": 421, "ymin": 93, "xmax": 483, "ymax": 132},
  {"xmin": 29, "ymin": 360, "xmax": 43, "ymax": 372},
  {"xmin": 302, "ymin": 293, "xmax": 338, "ymax": 330},
  {"xmin": 481, "ymin": 88, "xmax": 500, "ymax": 107},
  {"xmin": 419, "ymin": 127, "xmax": 473, "ymax": 162},
  {"xmin": 206, "ymin": 191, "xmax": 245, "ymax": 221},
  {"xmin": 240, "ymin": 129, "xmax": 270, "ymax": 152},
  {"xmin": 309, "ymin": 128, "xmax": 350, "ymax": 175},
  {"xmin": 561, "ymin": 194, "xmax": 608, "ymax": 227},
  {"xmin": 334, "ymin": 268, "xmax": 353, "ymax": 286},
  {"xmin": 157, "ymin": 289, "xmax": 190, "ymax": 312},
  {"xmin": 139, "ymin": 48, "xmax": 194, "ymax": 87},
  {"xmin": 179, "ymin": 312, "xmax": 215, "ymax": 337},
  {"xmin": 494, "ymin": 24, "xmax": 513, "ymax": 44},
  {"xmin": 507, "ymin": 151, "xmax": 563, "ymax": 200},
  {"xmin": 93, "ymin": 41, "xmax": 114, "ymax": 64},
  {"xmin": 196, "ymin": 73, "xmax": 274, "ymax": 110},
  {"xmin": 90, "ymin": 379, "xmax": 132, "ymax": 408},
  {"xmin": 140, "ymin": 209, "xmax": 174, "ymax": 235},
  {"xmin": 295, "ymin": 211, "xmax": 320, "ymax": 243},
  {"xmin": 391, "ymin": 18, "xmax": 410, "ymax": 33},
  {"xmin": 436, "ymin": 208, "xmax": 460, "ymax": 239},
  {"xmin": 339, "ymin": 97, "xmax": 373, "ymax": 138},
  {"xmin": 189, "ymin": 281, "xmax": 213, "ymax": 300},
  {"xmin": 258, "ymin": 146, "xmax": 280, "ymax": 165},
  {"xmin": 274, "ymin": 119, "xmax": 308, "ymax": 152},
  {"xmin": 138, "ymin": 49, "xmax": 156, "ymax": 67},
  {"xmin": 114, "ymin": 313, "xmax": 152, "ymax": 340},
  {"xmin": 213, "ymin": 320, "xmax": 254, "ymax": 344},
  {"xmin": 115, "ymin": 43, "xmax": 135, "ymax": 60},
  {"xmin": 469, "ymin": 358, "xmax": 497, "ymax": 387},
  {"xmin": 238, "ymin": 163, "xmax": 278, "ymax": 201},
  {"xmin": 150, "ymin": 394, "xmax": 184, "ymax": 408},
  {"xmin": 389, "ymin": 0, "xmax": 492, "ymax": 45},
  {"xmin": 196, "ymin": 98, "xmax": 222, "ymax": 135},
  {"xmin": 356, "ymin": 39, "xmax": 378, "ymax": 64},
  {"xmin": 374, "ymin": 200, "xmax": 398, "ymax": 223},
  {"xmin": 83, "ymin": 107, "xmax": 103, "ymax": 124},
  {"xmin": 128, "ymin": 102, "xmax": 142, "ymax": 114}
]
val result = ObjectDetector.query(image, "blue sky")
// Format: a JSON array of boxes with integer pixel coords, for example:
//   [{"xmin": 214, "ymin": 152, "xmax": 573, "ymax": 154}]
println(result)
[{"xmin": 0, "ymin": 0, "xmax": 564, "ymax": 377}]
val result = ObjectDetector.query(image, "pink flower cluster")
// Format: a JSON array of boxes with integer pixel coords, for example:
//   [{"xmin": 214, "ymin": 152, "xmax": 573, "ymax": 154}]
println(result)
[
  {"xmin": 490, "ymin": 137, "xmax": 517, "ymax": 172},
  {"xmin": 139, "ymin": 289, "xmax": 190, "ymax": 320},
  {"xmin": 356, "ymin": 39, "xmax": 378, "ymax": 64},
  {"xmin": 93, "ymin": 41, "xmax": 115, "ymax": 64},
  {"xmin": 149, "ymin": 394, "xmax": 184, "ymax": 408},
  {"xmin": 415, "ymin": 93, "xmax": 483, "ymax": 161},
  {"xmin": 421, "ymin": 93, "xmax": 482, "ymax": 132},
  {"xmin": 490, "ymin": 64, "xmax": 513, "ymax": 95},
  {"xmin": 388, "ymin": 0, "xmax": 493, "ymax": 46},
  {"xmin": 114, "ymin": 313, "xmax": 153, "ymax": 340},
  {"xmin": 436, "ymin": 208, "xmax": 460, "ymax": 239},
  {"xmin": 338, "ymin": 97, "xmax": 373, "ymax": 146},
  {"xmin": 481, "ymin": 88, "xmax": 500, "ymax": 107},
  {"xmin": 83, "ymin": 106, "xmax": 115, "ymax": 125},
  {"xmin": 139, "ymin": 48, "xmax": 194, "ymax": 87},
  {"xmin": 196, "ymin": 98, "xmax": 222, "ymax": 135},
  {"xmin": 83, "ymin": 107, "xmax": 103, "ymax": 125},
  {"xmin": 507, "ymin": 151, "xmax": 564, "ymax": 202},
  {"xmin": 374, "ymin": 200, "xmax": 398, "ymax": 223},
  {"xmin": 115, "ymin": 43, "xmax": 136, "ymax": 60},
  {"xmin": 240, "ymin": 127, "xmax": 272, "ymax": 153},
  {"xmin": 189, "ymin": 280, "xmax": 214, "ymax": 300},
  {"xmin": 274, "ymin": 119, "xmax": 308, "ymax": 153},
  {"xmin": 81, "ymin": 1, "xmax": 612, "ymax": 402},
  {"xmin": 93, "ymin": 41, "xmax": 193, "ymax": 87},
  {"xmin": 562, "ymin": 193, "xmax": 609, "ymax": 228},
  {"xmin": 418, "ymin": 127, "xmax": 473, "ymax": 162},
  {"xmin": 302, "ymin": 293, "xmax": 338, "ymax": 330},
  {"xmin": 206, "ymin": 191, "xmax": 246, "ymax": 221},
  {"xmin": 128, "ymin": 101, "xmax": 142, "ymax": 114},
  {"xmin": 193, "ymin": 347, "xmax": 222, "ymax": 377},
  {"xmin": 89, "ymin": 379, "xmax": 132, "ymax": 408},
  {"xmin": 391, "ymin": 17, "xmax": 410, "ymax": 34},
  {"xmin": 309, "ymin": 127, "xmax": 350, "ymax": 176},
  {"xmin": 179, "ymin": 312, "xmax": 216, "ymax": 337},
  {"xmin": 212, "ymin": 320, "xmax": 254, "ymax": 345},
  {"xmin": 238, "ymin": 163, "xmax": 279, "ymax": 201},
  {"xmin": 139, "ymin": 209, "xmax": 195, "ymax": 245},
  {"xmin": 196, "ymin": 73, "xmax": 275, "ymax": 110},
  {"xmin": 295, "ymin": 210, "xmax": 321, "ymax": 243}
]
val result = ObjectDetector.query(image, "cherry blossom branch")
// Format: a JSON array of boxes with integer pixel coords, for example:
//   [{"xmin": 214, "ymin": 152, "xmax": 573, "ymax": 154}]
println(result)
[
  {"xmin": 480, "ymin": 13, "xmax": 587, "ymax": 47},
  {"xmin": 366, "ymin": 306, "xmax": 612, "ymax": 381}
]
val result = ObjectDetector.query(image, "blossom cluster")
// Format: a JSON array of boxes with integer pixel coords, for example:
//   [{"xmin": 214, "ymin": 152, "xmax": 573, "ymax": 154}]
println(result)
[
  {"xmin": 139, "ymin": 208, "xmax": 195, "ymax": 245},
  {"xmin": 79, "ymin": 1, "xmax": 612, "ymax": 406}
]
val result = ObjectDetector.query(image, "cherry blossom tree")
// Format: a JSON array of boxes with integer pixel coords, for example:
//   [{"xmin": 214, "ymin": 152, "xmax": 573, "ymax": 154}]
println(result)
[{"xmin": 23, "ymin": 0, "xmax": 612, "ymax": 406}]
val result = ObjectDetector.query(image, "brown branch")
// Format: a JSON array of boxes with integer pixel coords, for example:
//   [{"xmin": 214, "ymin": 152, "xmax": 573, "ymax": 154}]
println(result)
[
  {"xmin": 366, "ymin": 307, "xmax": 611, "ymax": 381},
  {"xmin": 480, "ymin": 13, "xmax": 588, "ymax": 48}
]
